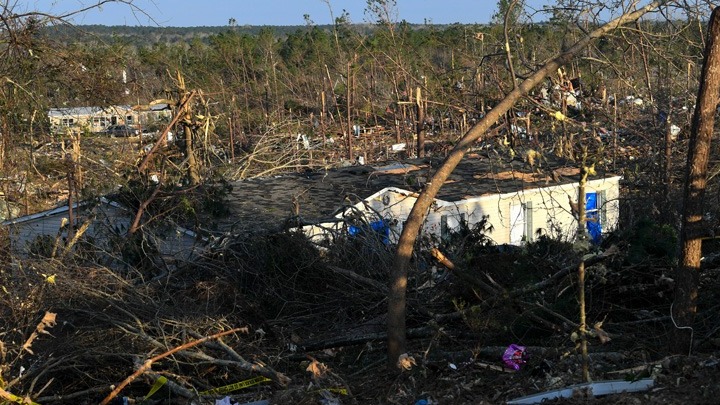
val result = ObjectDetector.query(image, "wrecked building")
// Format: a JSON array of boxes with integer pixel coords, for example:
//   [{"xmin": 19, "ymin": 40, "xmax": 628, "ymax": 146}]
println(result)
[{"xmin": 213, "ymin": 156, "xmax": 620, "ymax": 246}]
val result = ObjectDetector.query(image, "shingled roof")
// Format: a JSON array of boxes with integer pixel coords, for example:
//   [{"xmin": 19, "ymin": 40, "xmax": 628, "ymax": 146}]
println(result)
[{"xmin": 208, "ymin": 153, "xmax": 596, "ymax": 236}]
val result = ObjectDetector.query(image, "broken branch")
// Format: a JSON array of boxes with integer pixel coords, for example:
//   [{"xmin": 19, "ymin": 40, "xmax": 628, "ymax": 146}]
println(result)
[{"xmin": 99, "ymin": 327, "xmax": 244, "ymax": 405}]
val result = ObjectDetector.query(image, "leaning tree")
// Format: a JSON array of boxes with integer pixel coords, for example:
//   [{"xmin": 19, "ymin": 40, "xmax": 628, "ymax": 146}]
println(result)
[{"xmin": 386, "ymin": 0, "xmax": 681, "ymax": 368}]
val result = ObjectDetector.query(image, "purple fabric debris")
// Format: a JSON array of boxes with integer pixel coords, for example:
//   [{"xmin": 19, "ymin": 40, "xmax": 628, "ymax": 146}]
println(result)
[{"xmin": 502, "ymin": 344, "xmax": 526, "ymax": 370}]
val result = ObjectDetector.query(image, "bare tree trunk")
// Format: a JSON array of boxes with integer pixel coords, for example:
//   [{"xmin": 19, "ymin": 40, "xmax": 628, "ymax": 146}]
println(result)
[
  {"xmin": 184, "ymin": 109, "xmax": 201, "ymax": 186},
  {"xmin": 321, "ymin": 90, "xmax": 326, "ymax": 129},
  {"xmin": 416, "ymin": 87, "xmax": 425, "ymax": 158},
  {"xmin": 66, "ymin": 164, "xmax": 75, "ymax": 244},
  {"xmin": 671, "ymin": 6, "xmax": 720, "ymax": 355},
  {"xmin": 637, "ymin": 21, "xmax": 654, "ymax": 104},
  {"xmin": 576, "ymin": 157, "xmax": 590, "ymax": 382},
  {"xmin": 175, "ymin": 74, "xmax": 201, "ymax": 186},
  {"xmin": 387, "ymin": 1, "xmax": 668, "ymax": 368},
  {"xmin": 0, "ymin": 119, "xmax": 6, "ymax": 170},
  {"xmin": 394, "ymin": 116, "xmax": 401, "ymax": 144},
  {"xmin": 229, "ymin": 96, "xmax": 236, "ymax": 161},
  {"xmin": 347, "ymin": 61, "xmax": 353, "ymax": 161},
  {"xmin": 664, "ymin": 109, "xmax": 673, "ymax": 200},
  {"xmin": 325, "ymin": 66, "xmax": 341, "ymax": 132},
  {"xmin": 72, "ymin": 131, "xmax": 82, "ymax": 188},
  {"xmin": 611, "ymin": 93, "xmax": 618, "ymax": 170}
]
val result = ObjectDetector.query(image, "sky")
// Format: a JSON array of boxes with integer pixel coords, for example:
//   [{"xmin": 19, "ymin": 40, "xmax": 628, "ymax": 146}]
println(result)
[{"xmin": 29, "ymin": 0, "xmax": 554, "ymax": 27}]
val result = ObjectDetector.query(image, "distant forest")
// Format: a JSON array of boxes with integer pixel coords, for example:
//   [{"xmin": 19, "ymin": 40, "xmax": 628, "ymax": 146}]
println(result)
[
  {"xmin": 31, "ymin": 16, "xmax": 703, "ymax": 141},
  {"xmin": 45, "ymin": 23, "xmax": 395, "ymax": 44}
]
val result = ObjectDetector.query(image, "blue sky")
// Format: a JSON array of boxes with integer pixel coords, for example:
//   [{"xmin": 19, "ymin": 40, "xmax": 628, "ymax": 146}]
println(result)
[{"xmin": 30, "ymin": 0, "xmax": 554, "ymax": 27}]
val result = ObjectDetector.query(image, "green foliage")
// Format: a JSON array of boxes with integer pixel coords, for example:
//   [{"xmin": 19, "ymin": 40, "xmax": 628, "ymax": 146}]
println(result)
[
  {"xmin": 450, "ymin": 234, "xmax": 580, "ymax": 342},
  {"xmin": 20, "ymin": 9, "xmax": 702, "ymax": 149},
  {"xmin": 0, "ymin": 4, "xmax": 710, "ymax": 246},
  {"xmin": 223, "ymin": 231, "xmax": 326, "ymax": 318},
  {"xmin": 27, "ymin": 235, "xmax": 55, "ymax": 258},
  {"xmin": 200, "ymin": 180, "xmax": 233, "ymax": 218},
  {"xmin": 279, "ymin": 27, "xmax": 335, "ymax": 72},
  {"xmin": 438, "ymin": 215, "xmax": 495, "ymax": 264},
  {"xmin": 625, "ymin": 218, "xmax": 678, "ymax": 265},
  {"xmin": 114, "ymin": 178, "xmax": 232, "ymax": 231},
  {"xmin": 115, "ymin": 231, "xmax": 160, "ymax": 270},
  {"xmin": 492, "ymin": 0, "xmax": 526, "ymax": 25}
]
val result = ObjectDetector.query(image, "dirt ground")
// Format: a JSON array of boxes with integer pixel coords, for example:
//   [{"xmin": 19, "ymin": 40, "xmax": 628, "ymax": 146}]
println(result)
[{"xmin": 194, "ymin": 348, "xmax": 720, "ymax": 405}]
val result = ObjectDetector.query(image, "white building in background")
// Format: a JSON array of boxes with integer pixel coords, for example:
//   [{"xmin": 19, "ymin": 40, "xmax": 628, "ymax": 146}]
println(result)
[{"xmin": 48, "ymin": 103, "xmax": 172, "ymax": 134}]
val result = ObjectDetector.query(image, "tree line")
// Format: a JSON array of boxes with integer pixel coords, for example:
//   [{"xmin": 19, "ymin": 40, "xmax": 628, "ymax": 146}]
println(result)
[{"xmin": 2, "ymin": 5, "xmax": 702, "ymax": 149}]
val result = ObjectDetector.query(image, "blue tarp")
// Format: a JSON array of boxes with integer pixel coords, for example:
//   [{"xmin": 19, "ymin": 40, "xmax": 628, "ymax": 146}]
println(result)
[
  {"xmin": 348, "ymin": 219, "xmax": 390, "ymax": 244},
  {"xmin": 585, "ymin": 192, "xmax": 602, "ymax": 244}
]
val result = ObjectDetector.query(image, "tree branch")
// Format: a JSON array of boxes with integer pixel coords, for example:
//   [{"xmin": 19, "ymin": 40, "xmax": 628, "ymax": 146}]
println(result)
[{"xmin": 99, "ymin": 327, "xmax": 244, "ymax": 405}]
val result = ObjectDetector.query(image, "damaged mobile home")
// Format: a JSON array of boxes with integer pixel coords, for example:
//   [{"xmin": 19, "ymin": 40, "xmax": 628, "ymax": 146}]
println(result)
[
  {"xmin": 2, "ymin": 155, "xmax": 620, "ymax": 260},
  {"xmin": 213, "ymin": 155, "xmax": 620, "ymax": 246}
]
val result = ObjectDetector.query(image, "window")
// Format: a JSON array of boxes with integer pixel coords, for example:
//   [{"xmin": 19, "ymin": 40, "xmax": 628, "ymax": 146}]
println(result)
[
  {"xmin": 585, "ymin": 191, "xmax": 605, "ymax": 243},
  {"xmin": 440, "ymin": 213, "xmax": 465, "ymax": 242},
  {"xmin": 440, "ymin": 215, "xmax": 448, "ymax": 241},
  {"xmin": 61, "ymin": 118, "xmax": 74, "ymax": 127},
  {"xmin": 126, "ymin": 115, "xmax": 134, "ymax": 124},
  {"xmin": 92, "ymin": 117, "xmax": 109, "ymax": 127},
  {"xmin": 510, "ymin": 202, "xmax": 533, "ymax": 245}
]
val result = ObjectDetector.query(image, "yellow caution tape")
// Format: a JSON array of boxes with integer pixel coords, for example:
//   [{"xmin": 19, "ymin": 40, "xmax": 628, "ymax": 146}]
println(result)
[
  {"xmin": 199, "ymin": 376, "xmax": 271, "ymax": 396},
  {"xmin": 144, "ymin": 376, "xmax": 167, "ymax": 400},
  {"xmin": 312, "ymin": 387, "xmax": 349, "ymax": 396}
]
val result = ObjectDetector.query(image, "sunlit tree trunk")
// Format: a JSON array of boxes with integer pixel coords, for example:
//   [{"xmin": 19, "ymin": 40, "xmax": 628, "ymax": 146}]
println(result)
[
  {"xmin": 416, "ymin": 87, "xmax": 425, "ymax": 158},
  {"xmin": 672, "ymin": 6, "xmax": 720, "ymax": 355},
  {"xmin": 576, "ymin": 154, "xmax": 590, "ymax": 382}
]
